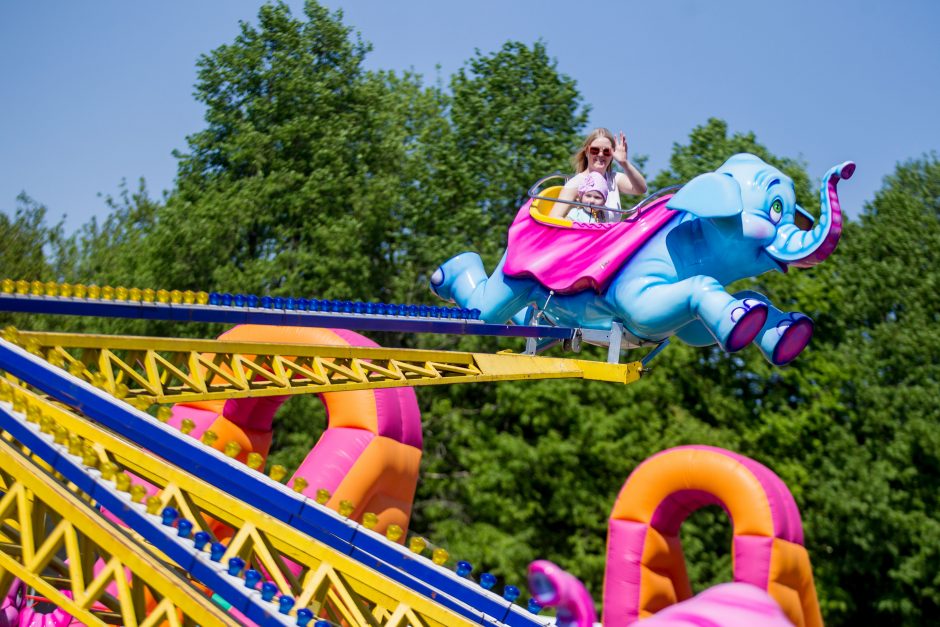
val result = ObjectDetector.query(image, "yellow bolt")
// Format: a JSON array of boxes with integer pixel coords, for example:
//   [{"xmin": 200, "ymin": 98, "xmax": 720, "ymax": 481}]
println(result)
[
  {"xmin": 169, "ymin": 290, "xmax": 182, "ymax": 304},
  {"xmin": 1, "ymin": 279, "xmax": 13, "ymax": 293},
  {"xmin": 0, "ymin": 381, "xmax": 11, "ymax": 403},
  {"xmin": 408, "ymin": 536, "xmax": 427, "ymax": 554},
  {"xmin": 24, "ymin": 338, "xmax": 41, "ymax": 355},
  {"xmin": 113, "ymin": 382, "xmax": 129, "ymax": 399},
  {"xmin": 269, "ymin": 464, "xmax": 287, "ymax": 482},
  {"xmin": 73, "ymin": 283, "xmax": 87, "ymax": 298},
  {"xmin": 338, "ymin": 500, "xmax": 355, "ymax": 518},
  {"xmin": 59, "ymin": 283, "xmax": 72, "ymax": 297},
  {"xmin": 131, "ymin": 397, "xmax": 150, "ymax": 411},
  {"xmin": 315, "ymin": 488, "xmax": 331, "ymax": 505},
  {"xmin": 38, "ymin": 415, "xmax": 54, "ymax": 434},
  {"xmin": 180, "ymin": 418, "xmax": 195, "ymax": 435},
  {"xmin": 130, "ymin": 484, "xmax": 148, "ymax": 503},
  {"xmin": 15, "ymin": 280, "xmax": 28, "ymax": 295},
  {"xmin": 114, "ymin": 473, "xmax": 132, "ymax": 492},
  {"xmin": 196, "ymin": 291, "xmax": 209, "ymax": 305},
  {"xmin": 99, "ymin": 462, "xmax": 118, "ymax": 480},
  {"xmin": 146, "ymin": 496, "xmax": 163, "ymax": 515},
  {"xmin": 156, "ymin": 289, "xmax": 169, "ymax": 303},
  {"xmin": 115, "ymin": 286, "xmax": 128, "ymax": 301},
  {"xmin": 44, "ymin": 281, "xmax": 58, "ymax": 297},
  {"xmin": 142, "ymin": 288, "xmax": 155, "ymax": 303},
  {"xmin": 224, "ymin": 440, "xmax": 242, "ymax": 458},
  {"xmin": 30, "ymin": 280, "xmax": 43, "ymax": 296},
  {"xmin": 246, "ymin": 452, "xmax": 264, "ymax": 470},
  {"xmin": 53, "ymin": 426, "xmax": 69, "ymax": 445},
  {"xmin": 128, "ymin": 287, "xmax": 141, "ymax": 301},
  {"xmin": 26, "ymin": 404, "xmax": 42, "ymax": 424},
  {"xmin": 386, "ymin": 524, "xmax": 403, "ymax": 542},
  {"xmin": 292, "ymin": 477, "xmax": 309, "ymax": 493},
  {"xmin": 68, "ymin": 360, "xmax": 84, "ymax": 377},
  {"xmin": 156, "ymin": 406, "xmax": 172, "ymax": 422},
  {"xmin": 101, "ymin": 286, "xmax": 114, "ymax": 300},
  {"xmin": 200, "ymin": 430, "xmax": 218, "ymax": 446},
  {"xmin": 68, "ymin": 434, "xmax": 83, "ymax": 456},
  {"xmin": 82, "ymin": 448, "xmax": 99, "ymax": 468},
  {"xmin": 432, "ymin": 547, "xmax": 449, "ymax": 565},
  {"xmin": 47, "ymin": 351, "xmax": 64, "ymax": 367},
  {"xmin": 362, "ymin": 512, "xmax": 378, "ymax": 529},
  {"xmin": 3, "ymin": 326, "xmax": 19, "ymax": 343},
  {"xmin": 13, "ymin": 390, "xmax": 27, "ymax": 413},
  {"xmin": 183, "ymin": 290, "xmax": 195, "ymax": 304},
  {"xmin": 87, "ymin": 285, "xmax": 100, "ymax": 299}
]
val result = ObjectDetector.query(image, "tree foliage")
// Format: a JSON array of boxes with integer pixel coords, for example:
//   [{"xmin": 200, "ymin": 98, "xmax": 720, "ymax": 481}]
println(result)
[{"xmin": 4, "ymin": 2, "xmax": 939, "ymax": 625}]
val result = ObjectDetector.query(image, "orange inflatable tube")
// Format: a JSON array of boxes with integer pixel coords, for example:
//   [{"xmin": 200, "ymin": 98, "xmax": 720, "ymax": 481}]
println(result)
[
  {"xmin": 168, "ymin": 325, "xmax": 422, "ymax": 538},
  {"xmin": 603, "ymin": 445, "xmax": 821, "ymax": 626}
]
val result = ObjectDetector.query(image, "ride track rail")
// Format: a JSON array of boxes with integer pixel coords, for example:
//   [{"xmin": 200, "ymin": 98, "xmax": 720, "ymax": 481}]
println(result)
[
  {"xmin": 0, "ymin": 382, "xmax": 488, "ymax": 627},
  {"xmin": 0, "ymin": 292, "xmax": 575, "ymax": 341},
  {"xmin": 0, "ymin": 339, "xmax": 555, "ymax": 627},
  {"xmin": 4, "ymin": 331, "xmax": 641, "ymax": 406},
  {"xmin": 0, "ymin": 282, "xmax": 642, "ymax": 625}
]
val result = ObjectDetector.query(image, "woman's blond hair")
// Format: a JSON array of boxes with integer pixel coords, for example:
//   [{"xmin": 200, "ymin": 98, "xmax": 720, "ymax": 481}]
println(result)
[{"xmin": 572, "ymin": 127, "xmax": 616, "ymax": 173}]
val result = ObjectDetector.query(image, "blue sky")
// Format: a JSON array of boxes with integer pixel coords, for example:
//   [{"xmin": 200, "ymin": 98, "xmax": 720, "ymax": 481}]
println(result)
[{"xmin": 1, "ymin": 1, "xmax": 937, "ymax": 234}]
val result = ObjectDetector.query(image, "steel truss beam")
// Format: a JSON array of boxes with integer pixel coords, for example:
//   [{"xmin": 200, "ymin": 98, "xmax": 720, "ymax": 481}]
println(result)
[
  {"xmin": 0, "ymin": 383, "xmax": 515, "ymax": 627},
  {"xmin": 9, "ymin": 331, "xmax": 642, "ymax": 405}
]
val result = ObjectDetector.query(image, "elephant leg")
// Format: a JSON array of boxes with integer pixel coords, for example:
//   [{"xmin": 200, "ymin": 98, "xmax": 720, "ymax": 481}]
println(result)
[
  {"xmin": 615, "ymin": 275, "xmax": 767, "ymax": 352},
  {"xmin": 430, "ymin": 252, "xmax": 535, "ymax": 323},
  {"xmin": 735, "ymin": 291, "xmax": 814, "ymax": 365},
  {"xmin": 675, "ymin": 320, "xmax": 717, "ymax": 347}
]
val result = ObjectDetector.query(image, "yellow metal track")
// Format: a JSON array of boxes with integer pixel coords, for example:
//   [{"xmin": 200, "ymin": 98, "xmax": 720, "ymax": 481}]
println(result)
[
  {"xmin": 0, "ymin": 386, "xmax": 479, "ymax": 627},
  {"xmin": 10, "ymin": 331, "xmax": 642, "ymax": 405},
  {"xmin": 0, "ymin": 435, "xmax": 234, "ymax": 627}
]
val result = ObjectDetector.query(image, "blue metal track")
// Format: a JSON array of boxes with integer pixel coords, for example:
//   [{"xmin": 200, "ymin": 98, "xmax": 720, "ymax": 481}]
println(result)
[
  {"xmin": 0, "ymin": 293, "xmax": 574, "ymax": 340},
  {"xmin": 0, "ymin": 339, "xmax": 549, "ymax": 627}
]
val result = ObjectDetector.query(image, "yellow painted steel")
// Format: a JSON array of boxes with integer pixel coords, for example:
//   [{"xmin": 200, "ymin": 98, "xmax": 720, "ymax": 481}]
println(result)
[
  {"xmin": 0, "ymin": 437, "xmax": 234, "ymax": 627},
  {"xmin": 11, "ymin": 330, "xmax": 642, "ymax": 405},
  {"xmin": 0, "ymin": 386, "xmax": 479, "ymax": 627}
]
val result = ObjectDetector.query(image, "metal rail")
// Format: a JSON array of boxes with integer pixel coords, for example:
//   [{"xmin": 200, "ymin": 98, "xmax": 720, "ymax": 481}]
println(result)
[
  {"xmin": 0, "ymin": 339, "xmax": 553, "ymax": 627},
  {"xmin": 0, "ymin": 386, "xmax": 486, "ymax": 627},
  {"xmin": 8, "ymin": 331, "xmax": 642, "ymax": 405},
  {"xmin": 0, "ymin": 293, "xmax": 575, "ymax": 340}
]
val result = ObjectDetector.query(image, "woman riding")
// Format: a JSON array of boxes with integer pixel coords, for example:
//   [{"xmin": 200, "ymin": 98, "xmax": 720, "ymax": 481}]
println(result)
[{"xmin": 549, "ymin": 128, "xmax": 648, "ymax": 222}]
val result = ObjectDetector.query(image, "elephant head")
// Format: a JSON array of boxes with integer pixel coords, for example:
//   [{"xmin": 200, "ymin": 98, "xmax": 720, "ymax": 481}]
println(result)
[{"xmin": 665, "ymin": 153, "xmax": 855, "ymax": 270}]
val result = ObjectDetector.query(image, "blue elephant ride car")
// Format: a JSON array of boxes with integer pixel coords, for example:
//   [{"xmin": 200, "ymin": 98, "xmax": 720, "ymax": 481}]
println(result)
[{"xmin": 430, "ymin": 153, "xmax": 855, "ymax": 366}]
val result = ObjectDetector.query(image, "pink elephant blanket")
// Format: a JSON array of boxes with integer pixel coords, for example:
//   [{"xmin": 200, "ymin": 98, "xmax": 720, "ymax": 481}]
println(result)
[{"xmin": 503, "ymin": 195, "xmax": 678, "ymax": 294}]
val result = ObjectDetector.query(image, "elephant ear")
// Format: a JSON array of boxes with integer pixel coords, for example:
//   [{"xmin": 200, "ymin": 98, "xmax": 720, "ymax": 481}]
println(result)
[{"xmin": 666, "ymin": 172, "xmax": 743, "ymax": 218}]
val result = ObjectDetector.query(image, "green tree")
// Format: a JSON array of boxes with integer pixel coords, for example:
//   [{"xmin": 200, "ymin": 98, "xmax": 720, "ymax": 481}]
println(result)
[
  {"xmin": 146, "ymin": 1, "xmax": 446, "ymax": 306},
  {"xmin": 446, "ymin": 41, "xmax": 588, "ymax": 264},
  {"xmin": 0, "ymin": 194, "xmax": 69, "ymax": 283}
]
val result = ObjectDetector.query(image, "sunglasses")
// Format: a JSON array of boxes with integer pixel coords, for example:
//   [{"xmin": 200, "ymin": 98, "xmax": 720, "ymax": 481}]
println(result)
[{"xmin": 589, "ymin": 147, "xmax": 612, "ymax": 156}]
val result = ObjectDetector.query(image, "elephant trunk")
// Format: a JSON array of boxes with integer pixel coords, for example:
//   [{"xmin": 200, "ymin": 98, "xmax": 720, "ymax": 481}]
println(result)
[{"xmin": 767, "ymin": 161, "xmax": 855, "ymax": 269}]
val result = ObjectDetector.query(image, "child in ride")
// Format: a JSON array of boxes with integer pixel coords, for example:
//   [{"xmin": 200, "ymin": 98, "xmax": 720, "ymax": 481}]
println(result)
[{"xmin": 566, "ymin": 171, "xmax": 611, "ymax": 223}]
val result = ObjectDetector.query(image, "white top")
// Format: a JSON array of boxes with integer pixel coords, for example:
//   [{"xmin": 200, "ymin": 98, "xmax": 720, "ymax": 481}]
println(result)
[{"xmin": 564, "ymin": 171, "xmax": 621, "ymax": 223}]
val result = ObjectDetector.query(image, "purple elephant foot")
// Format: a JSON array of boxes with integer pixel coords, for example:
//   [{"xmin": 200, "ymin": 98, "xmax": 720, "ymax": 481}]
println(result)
[
  {"xmin": 725, "ymin": 299, "xmax": 768, "ymax": 352},
  {"xmin": 765, "ymin": 314, "xmax": 814, "ymax": 366}
]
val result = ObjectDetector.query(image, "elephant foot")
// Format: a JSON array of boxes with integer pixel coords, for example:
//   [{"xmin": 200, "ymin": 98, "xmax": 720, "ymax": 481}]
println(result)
[
  {"xmin": 724, "ymin": 298, "xmax": 768, "ymax": 352},
  {"xmin": 762, "ymin": 314, "xmax": 814, "ymax": 366},
  {"xmin": 429, "ymin": 252, "xmax": 485, "ymax": 305}
]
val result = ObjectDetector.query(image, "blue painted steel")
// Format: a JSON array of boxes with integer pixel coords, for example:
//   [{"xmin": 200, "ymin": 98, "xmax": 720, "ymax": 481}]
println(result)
[
  {"xmin": 0, "ymin": 340, "xmax": 547, "ymax": 627},
  {"xmin": 0, "ymin": 404, "xmax": 293, "ymax": 626},
  {"xmin": 0, "ymin": 294, "xmax": 572, "ymax": 340}
]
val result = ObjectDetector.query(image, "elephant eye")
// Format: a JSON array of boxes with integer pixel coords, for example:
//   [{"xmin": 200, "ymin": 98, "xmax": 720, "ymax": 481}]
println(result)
[{"xmin": 769, "ymin": 199, "xmax": 783, "ymax": 224}]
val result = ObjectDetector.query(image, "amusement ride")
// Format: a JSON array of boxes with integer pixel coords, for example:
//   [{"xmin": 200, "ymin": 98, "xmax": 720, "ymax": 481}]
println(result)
[{"xmin": 0, "ymin": 152, "xmax": 853, "ymax": 626}]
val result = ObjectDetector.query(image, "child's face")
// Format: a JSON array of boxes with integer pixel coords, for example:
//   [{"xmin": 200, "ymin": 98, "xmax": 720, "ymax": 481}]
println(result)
[{"xmin": 582, "ymin": 190, "xmax": 606, "ymax": 206}]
